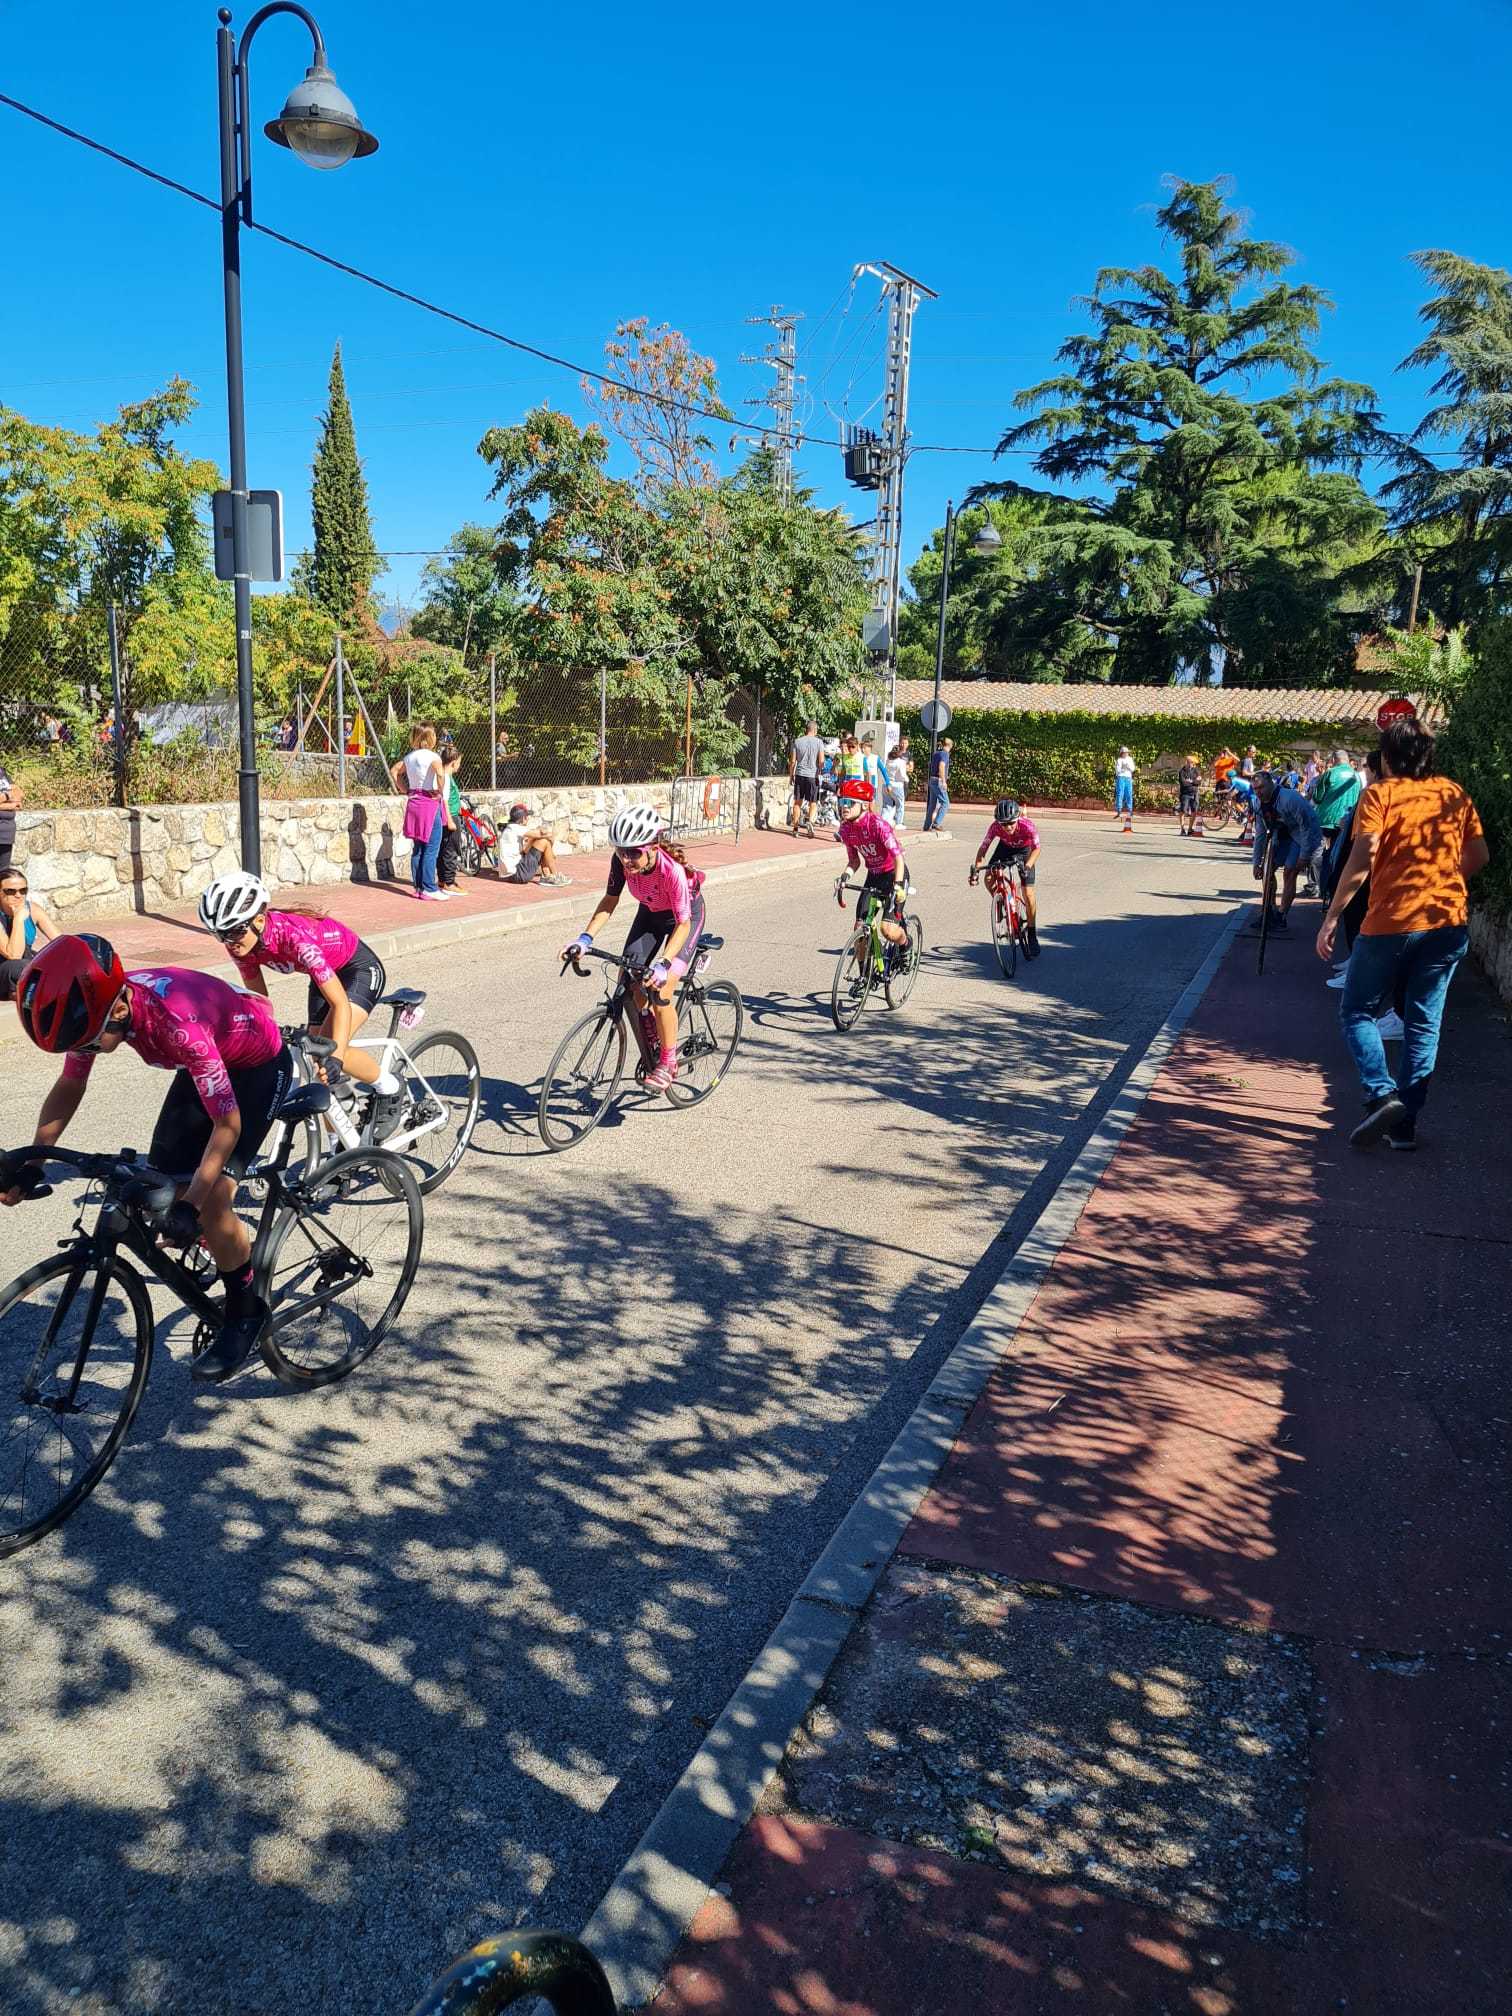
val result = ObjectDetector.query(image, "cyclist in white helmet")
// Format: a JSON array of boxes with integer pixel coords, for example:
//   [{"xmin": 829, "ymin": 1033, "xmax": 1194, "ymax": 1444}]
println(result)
[
  {"xmin": 198, "ymin": 871, "xmax": 397, "ymax": 1096},
  {"xmin": 560, "ymin": 805, "xmax": 707, "ymax": 1090}
]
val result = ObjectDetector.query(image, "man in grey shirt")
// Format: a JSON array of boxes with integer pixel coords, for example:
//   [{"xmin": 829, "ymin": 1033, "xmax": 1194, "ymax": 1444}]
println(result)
[{"xmin": 789, "ymin": 720, "xmax": 823, "ymax": 836}]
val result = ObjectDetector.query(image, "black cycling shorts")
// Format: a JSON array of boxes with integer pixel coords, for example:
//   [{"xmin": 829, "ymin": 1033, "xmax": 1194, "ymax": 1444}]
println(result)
[
  {"xmin": 793, "ymin": 775, "xmax": 818, "ymax": 804},
  {"xmin": 856, "ymin": 868, "xmax": 900, "ymax": 919},
  {"xmin": 305, "ymin": 941, "xmax": 386, "ymax": 1025},
  {"xmin": 986, "ymin": 845, "xmax": 1035, "ymax": 886},
  {"xmin": 622, "ymin": 894, "xmax": 707, "ymax": 985},
  {"xmin": 148, "ymin": 1043, "xmax": 294, "ymax": 1183}
]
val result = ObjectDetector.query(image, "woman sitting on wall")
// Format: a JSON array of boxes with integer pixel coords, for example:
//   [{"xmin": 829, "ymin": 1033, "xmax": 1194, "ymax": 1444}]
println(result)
[{"xmin": 0, "ymin": 867, "xmax": 58, "ymax": 1000}]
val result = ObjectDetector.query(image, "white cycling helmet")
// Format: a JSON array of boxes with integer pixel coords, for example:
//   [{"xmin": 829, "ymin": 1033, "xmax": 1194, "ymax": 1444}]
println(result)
[
  {"xmin": 198, "ymin": 870, "xmax": 269, "ymax": 934},
  {"xmin": 608, "ymin": 804, "xmax": 664, "ymax": 851}
]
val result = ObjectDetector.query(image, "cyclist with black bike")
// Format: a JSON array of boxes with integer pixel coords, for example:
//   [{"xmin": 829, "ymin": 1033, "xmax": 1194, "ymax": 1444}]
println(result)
[
  {"xmin": 561, "ymin": 804, "xmax": 706, "ymax": 1091},
  {"xmin": 833, "ymin": 776, "xmax": 910, "ymax": 956},
  {"xmin": 970, "ymin": 797, "xmax": 1041, "ymax": 958},
  {"xmin": 3, "ymin": 934, "xmax": 294, "ymax": 1382}
]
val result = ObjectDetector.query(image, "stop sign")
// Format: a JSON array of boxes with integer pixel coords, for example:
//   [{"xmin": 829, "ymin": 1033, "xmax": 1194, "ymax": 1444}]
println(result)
[{"xmin": 1376, "ymin": 697, "xmax": 1417, "ymax": 731}]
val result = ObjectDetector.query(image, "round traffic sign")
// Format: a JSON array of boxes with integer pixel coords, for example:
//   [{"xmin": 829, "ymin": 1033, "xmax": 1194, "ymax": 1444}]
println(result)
[
  {"xmin": 1376, "ymin": 697, "xmax": 1417, "ymax": 731},
  {"xmin": 919, "ymin": 697, "xmax": 953, "ymax": 734}
]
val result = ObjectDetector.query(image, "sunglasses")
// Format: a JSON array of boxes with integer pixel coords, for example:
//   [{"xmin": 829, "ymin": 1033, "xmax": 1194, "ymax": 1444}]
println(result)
[
  {"xmin": 216, "ymin": 922, "xmax": 256, "ymax": 944},
  {"xmin": 1, "ymin": 884, "xmax": 26, "ymax": 896},
  {"xmin": 615, "ymin": 846, "xmax": 654, "ymax": 862}
]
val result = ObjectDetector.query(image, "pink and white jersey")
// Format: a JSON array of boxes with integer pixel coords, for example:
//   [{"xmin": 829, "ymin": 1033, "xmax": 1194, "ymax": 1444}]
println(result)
[
  {"xmin": 63, "ymin": 967, "xmax": 282, "ymax": 1121},
  {"xmin": 232, "ymin": 909, "xmax": 359, "ymax": 990},
  {"xmin": 838, "ymin": 809, "xmax": 902, "ymax": 876},
  {"xmin": 979, "ymin": 815, "xmax": 1040, "ymax": 856},
  {"xmin": 609, "ymin": 846, "xmax": 705, "ymax": 923}
]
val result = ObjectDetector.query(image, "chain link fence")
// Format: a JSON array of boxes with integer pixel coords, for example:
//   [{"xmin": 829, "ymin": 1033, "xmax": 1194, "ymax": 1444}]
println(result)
[{"xmin": 0, "ymin": 605, "xmax": 791, "ymax": 810}]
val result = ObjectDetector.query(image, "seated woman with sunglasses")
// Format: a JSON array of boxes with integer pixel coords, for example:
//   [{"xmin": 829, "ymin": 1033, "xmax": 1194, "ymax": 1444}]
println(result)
[
  {"xmin": 560, "ymin": 804, "xmax": 706, "ymax": 1091},
  {"xmin": 0, "ymin": 867, "xmax": 58, "ymax": 1001},
  {"xmin": 197, "ymin": 872, "xmax": 399, "ymax": 1101},
  {"xmin": 5, "ymin": 933, "xmax": 293, "ymax": 1383}
]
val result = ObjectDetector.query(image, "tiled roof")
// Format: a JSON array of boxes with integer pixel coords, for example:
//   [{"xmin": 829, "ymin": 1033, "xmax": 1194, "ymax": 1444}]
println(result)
[{"xmin": 892, "ymin": 682, "xmax": 1443, "ymax": 728}]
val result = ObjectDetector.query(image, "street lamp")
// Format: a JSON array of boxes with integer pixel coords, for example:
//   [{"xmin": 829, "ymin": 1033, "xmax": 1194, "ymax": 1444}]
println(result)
[
  {"xmin": 929, "ymin": 500, "xmax": 1002, "ymax": 753},
  {"xmin": 216, "ymin": 5, "xmax": 378, "ymax": 874}
]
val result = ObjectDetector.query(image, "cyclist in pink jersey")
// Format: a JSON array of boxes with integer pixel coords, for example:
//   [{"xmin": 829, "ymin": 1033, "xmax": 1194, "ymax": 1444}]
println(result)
[
  {"xmin": 7, "ymin": 934, "xmax": 295, "ymax": 1383},
  {"xmin": 562, "ymin": 804, "xmax": 707, "ymax": 1090},
  {"xmin": 833, "ymin": 776, "xmax": 910, "ymax": 955},
  {"xmin": 198, "ymin": 871, "xmax": 392, "ymax": 1091},
  {"xmin": 970, "ymin": 796, "xmax": 1042, "ymax": 957}
]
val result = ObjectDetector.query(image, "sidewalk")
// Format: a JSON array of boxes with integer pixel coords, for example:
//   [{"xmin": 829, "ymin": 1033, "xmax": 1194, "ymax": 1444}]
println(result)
[{"xmin": 647, "ymin": 919, "xmax": 1511, "ymax": 2013}]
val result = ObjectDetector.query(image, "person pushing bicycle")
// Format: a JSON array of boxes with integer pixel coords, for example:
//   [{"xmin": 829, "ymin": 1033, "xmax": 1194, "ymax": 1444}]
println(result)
[
  {"xmin": 561, "ymin": 805, "xmax": 706, "ymax": 1091},
  {"xmin": 2, "ymin": 933, "xmax": 294, "ymax": 1383},
  {"xmin": 833, "ymin": 776, "xmax": 910, "ymax": 955},
  {"xmin": 970, "ymin": 797, "xmax": 1041, "ymax": 958}
]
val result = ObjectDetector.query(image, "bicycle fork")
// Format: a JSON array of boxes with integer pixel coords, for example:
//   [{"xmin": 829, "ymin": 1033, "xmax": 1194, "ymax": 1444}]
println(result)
[{"xmin": 22, "ymin": 1244, "xmax": 113, "ymax": 1412}]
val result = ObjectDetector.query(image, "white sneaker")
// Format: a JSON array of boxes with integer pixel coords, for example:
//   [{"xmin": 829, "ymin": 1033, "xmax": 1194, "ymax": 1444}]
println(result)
[
  {"xmin": 1332, "ymin": 960, "xmax": 1350, "ymax": 973},
  {"xmin": 1376, "ymin": 1011, "xmax": 1406, "ymax": 1041},
  {"xmin": 1325, "ymin": 974, "xmax": 1346, "ymax": 990}
]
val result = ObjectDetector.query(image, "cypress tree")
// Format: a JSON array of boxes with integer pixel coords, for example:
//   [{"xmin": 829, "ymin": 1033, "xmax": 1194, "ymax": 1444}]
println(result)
[{"xmin": 309, "ymin": 341, "xmax": 380, "ymax": 626}]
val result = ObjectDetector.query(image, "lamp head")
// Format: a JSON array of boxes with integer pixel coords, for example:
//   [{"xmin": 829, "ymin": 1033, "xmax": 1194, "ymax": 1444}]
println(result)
[
  {"xmin": 265, "ymin": 62, "xmax": 378, "ymax": 169},
  {"xmin": 970, "ymin": 519, "xmax": 1004, "ymax": 554}
]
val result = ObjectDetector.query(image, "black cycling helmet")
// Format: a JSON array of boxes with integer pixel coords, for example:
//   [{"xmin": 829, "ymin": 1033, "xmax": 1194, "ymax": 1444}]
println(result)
[{"xmin": 995, "ymin": 797, "xmax": 1021, "ymax": 823}]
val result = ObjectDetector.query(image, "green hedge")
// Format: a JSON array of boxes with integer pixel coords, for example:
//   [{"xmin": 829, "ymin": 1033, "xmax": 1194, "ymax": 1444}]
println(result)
[
  {"xmin": 1439, "ymin": 621, "xmax": 1512, "ymax": 922},
  {"xmin": 894, "ymin": 707, "xmax": 1360, "ymax": 808}
]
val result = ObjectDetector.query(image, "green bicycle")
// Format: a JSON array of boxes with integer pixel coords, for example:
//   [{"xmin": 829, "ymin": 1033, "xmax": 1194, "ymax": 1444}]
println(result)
[{"xmin": 830, "ymin": 874, "xmax": 923, "ymax": 1031}]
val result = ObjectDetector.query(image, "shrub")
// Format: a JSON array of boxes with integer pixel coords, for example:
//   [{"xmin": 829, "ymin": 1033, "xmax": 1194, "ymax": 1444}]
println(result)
[{"xmin": 1438, "ymin": 619, "xmax": 1512, "ymax": 922}]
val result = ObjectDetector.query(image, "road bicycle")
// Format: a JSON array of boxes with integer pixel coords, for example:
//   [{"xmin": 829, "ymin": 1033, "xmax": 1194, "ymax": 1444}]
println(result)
[
  {"xmin": 457, "ymin": 794, "xmax": 501, "ymax": 876},
  {"xmin": 830, "ymin": 875, "xmax": 923, "ymax": 1031},
  {"xmin": 972, "ymin": 862, "xmax": 1029, "ymax": 979},
  {"xmin": 276, "ymin": 987, "xmax": 480, "ymax": 1194},
  {"xmin": 538, "ymin": 936, "xmax": 743, "ymax": 1151},
  {"xmin": 0, "ymin": 1089, "xmax": 423, "ymax": 1559}
]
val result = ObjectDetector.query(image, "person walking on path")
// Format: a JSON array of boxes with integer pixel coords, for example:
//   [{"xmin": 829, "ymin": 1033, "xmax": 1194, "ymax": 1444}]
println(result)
[
  {"xmin": 788, "ymin": 720, "xmax": 823, "ymax": 836},
  {"xmin": 1113, "ymin": 746, "xmax": 1136, "ymax": 828},
  {"xmin": 922, "ymin": 737, "xmax": 953, "ymax": 835},
  {"xmin": 886, "ymin": 735, "xmax": 912, "ymax": 829},
  {"xmin": 1317, "ymin": 717, "xmax": 1488, "ymax": 1150},
  {"xmin": 1311, "ymin": 749, "xmax": 1363, "ymax": 899},
  {"xmin": 391, "ymin": 722, "xmax": 451, "ymax": 902}
]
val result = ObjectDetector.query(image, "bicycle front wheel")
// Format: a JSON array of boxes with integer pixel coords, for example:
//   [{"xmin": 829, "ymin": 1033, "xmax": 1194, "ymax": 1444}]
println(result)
[
  {"xmin": 885, "ymin": 915, "xmax": 924, "ymax": 1010},
  {"xmin": 0, "ymin": 1251, "xmax": 154, "ymax": 1559},
  {"xmin": 831, "ymin": 930, "xmax": 875, "ymax": 1032},
  {"xmin": 992, "ymin": 892, "xmax": 1018, "ymax": 978},
  {"xmin": 666, "ymin": 981, "xmax": 744, "ymax": 1107},
  {"xmin": 257, "ymin": 1149, "xmax": 423, "ymax": 1388},
  {"xmin": 539, "ymin": 1006, "xmax": 627, "ymax": 1150},
  {"xmin": 388, "ymin": 1030, "xmax": 481, "ymax": 1193}
]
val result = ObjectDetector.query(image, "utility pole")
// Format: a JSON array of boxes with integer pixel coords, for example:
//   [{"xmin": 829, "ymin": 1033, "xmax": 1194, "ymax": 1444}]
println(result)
[
  {"xmin": 853, "ymin": 262, "xmax": 936, "ymax": 723},
  {"xmin": 741, "ymin": 306, "xmax": 803, "ymax": 503}
]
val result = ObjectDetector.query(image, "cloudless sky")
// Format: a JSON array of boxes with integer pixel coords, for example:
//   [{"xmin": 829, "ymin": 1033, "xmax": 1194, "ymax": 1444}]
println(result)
[{"xmin": 4, "ymin": 0, "xmax": 1511, "ymax": 614}]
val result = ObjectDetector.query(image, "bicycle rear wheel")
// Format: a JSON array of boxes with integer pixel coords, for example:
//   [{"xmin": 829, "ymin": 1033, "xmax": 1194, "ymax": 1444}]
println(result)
[
  {"xmin": 0, "ymin": 1251, "xmax": 154, "ymax": 1558},
  {"xmin": 386, "ymin": 1030, "xmax": 481, "ymax": 1193},
  {"xmin": 885, "ymin": 915, "xmax": 924, "ymax": 1010},
  {"xmin": 830, "ymin": 929, "xmax": 875, "ymax": 1031},
  {"xmin": 666, "ymin": 981, "xmax": 743, "ymax": 1106},
  {"xmin": 992, "ymin": 891, "xmax": 1018, "ymax": 978},
  {"xmin": 257, "ymin": 1150, "xmax": 423, "ymax": 1388},
  {"xmin": 539, "ymin": 1006, "xmax": 627, "ymax": 1150}
]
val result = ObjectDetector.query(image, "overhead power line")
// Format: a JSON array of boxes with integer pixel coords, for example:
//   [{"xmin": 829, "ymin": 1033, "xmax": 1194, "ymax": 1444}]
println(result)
[{"xmin": 0, "ymin": 90, "xmax": 1465, "ymax": 468}]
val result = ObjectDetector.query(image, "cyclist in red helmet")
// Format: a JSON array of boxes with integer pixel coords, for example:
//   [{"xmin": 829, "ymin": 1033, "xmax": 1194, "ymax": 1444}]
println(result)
[
  {"xmin": 833, "ymin": 777, "xmax": 910, "ymax": 957},
  {"xmin": 6, "ymin": 933, "xmax": 294, "ymax": 1383}
]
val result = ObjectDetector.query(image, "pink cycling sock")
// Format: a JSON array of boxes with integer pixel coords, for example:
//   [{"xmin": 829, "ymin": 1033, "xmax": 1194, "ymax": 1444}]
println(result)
[{"xmin": 658, "ymin": 1045, "xmax": 677, "ymax": 1067}]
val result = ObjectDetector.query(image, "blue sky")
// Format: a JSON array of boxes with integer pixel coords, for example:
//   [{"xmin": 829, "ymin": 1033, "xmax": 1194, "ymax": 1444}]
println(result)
[{"xmin": 4, "ymin": 0, "xmax": 1510, "ymax": 616}]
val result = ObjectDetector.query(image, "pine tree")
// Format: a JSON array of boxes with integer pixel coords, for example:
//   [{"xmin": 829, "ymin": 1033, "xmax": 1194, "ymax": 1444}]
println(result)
[{"xmin": 308, "ymin": 342, "xmax": 380, "ymax": 627}]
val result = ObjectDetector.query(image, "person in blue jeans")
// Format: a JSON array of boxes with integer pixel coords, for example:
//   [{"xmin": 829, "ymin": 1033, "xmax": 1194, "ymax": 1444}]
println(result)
[
  {"xmin": 923, "ymin": 737, "xmax": 953, "ymax": 834},
  {"xmin": 1316, "ymin": 717, "xmax": 1489, "ymax": 1150}
]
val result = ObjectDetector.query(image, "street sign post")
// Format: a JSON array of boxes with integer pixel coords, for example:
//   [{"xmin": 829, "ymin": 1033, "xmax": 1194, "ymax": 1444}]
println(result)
[
  {"xmin": 919, "ymin": 697, "xmax": 953, "ymax": 736},
  {"xmin": 212, "ymin": 489, "xmax": 284, "ymax": 583}
]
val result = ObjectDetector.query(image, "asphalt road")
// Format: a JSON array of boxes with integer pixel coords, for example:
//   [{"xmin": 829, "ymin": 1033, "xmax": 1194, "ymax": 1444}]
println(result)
[{"xmin": 0, "ymin": 816, "xmax": 1250, "ymax": 2015}]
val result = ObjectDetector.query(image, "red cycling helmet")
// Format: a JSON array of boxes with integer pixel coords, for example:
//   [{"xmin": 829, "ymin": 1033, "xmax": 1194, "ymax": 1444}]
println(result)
[
  {"xmin": 17, "ymin": 933, "xmax": 127, "ymax": 1054},
  {"xmin": 837, "ymin": 777, "xmax": 874, "ymax": 803}
]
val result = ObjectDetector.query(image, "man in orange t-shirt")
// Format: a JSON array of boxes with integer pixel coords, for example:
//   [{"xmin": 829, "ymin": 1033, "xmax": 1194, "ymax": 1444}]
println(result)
[
  {"xmin": 1213, "ymin": 748, "xmax": 1238, "ymax": 790},
  {"xmin": 1317, "ymin": 716, "xmax": 1489, "ymax": 1150}
]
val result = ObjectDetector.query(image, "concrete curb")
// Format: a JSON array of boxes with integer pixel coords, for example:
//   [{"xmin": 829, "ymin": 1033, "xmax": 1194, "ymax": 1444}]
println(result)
[{"xmin": 579, "ymin": 899, "xmax": 1250, "ymax": 2009}]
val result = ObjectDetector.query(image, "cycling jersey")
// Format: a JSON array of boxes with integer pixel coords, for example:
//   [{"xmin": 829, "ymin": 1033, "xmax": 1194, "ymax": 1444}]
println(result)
[
  {"xmin": 837, "ymin": 810, "xmax": 901, "ymax": 876},
  {"xmin": 607, "ymin": 846, "xmax": 704, "ymax": 924},
  {"xmin": 231, "ymin": 909, "xmax": 359, "ymax": 990},
  {"xmin": 977, "ymin": 816, "xmax": 1039, "ymax": 858},
  {"xmin": 63, "ymin": 966, "xmax": 281, "ymax": 1121}
]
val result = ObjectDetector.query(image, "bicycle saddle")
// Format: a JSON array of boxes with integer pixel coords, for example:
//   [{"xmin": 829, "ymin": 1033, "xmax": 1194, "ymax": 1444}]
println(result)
[
  {"xmin": 380, "ymin": 988, "xmax": 426, "ymax": 1009},
  {"xmin": 274, "ymin": 1082, "xmax": 333, "ymax": 1121},
  {"xmin": 694, "ymin": 934, "xmax": 724, "ymax": 951}
]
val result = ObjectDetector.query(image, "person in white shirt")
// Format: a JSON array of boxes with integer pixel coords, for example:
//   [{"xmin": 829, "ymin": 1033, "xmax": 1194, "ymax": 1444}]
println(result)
[
  {"xmin": 885, "ymin": 736, "xmax": 912, "ymax": 828},
  {"xmin": 497, "ymin": 804, "xmax": 571, "ymax": 886},
  {"xmin": 1114, "ymin": 746, "xmax": 1136, "ymax": 823},
  {"xmin": 390, "ymin": 723, "xmax": 452, "ymax": 901}
]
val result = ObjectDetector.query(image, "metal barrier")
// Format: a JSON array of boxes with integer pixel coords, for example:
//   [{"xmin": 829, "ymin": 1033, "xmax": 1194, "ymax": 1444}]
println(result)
[
  {"xmin": 408, "ymin": 1931, "xmax": 616, "ymax": 2015},
  {"xmin": 668, "ymin": 772, "xmax": 743, "ymax": 844}
]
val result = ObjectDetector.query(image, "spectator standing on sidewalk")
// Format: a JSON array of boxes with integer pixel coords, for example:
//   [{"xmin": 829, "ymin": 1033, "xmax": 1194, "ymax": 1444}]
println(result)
[
  {"xmin": 1177, "ymin": 752, "xmax": 1202, "ymax": 836},
  {"xmin": 392, "ymin": 722, "xmax": 450, "ymax": 902},
  {"xmin": 1113, "ymin": 746, "xmax": 1136, "ymax": 824},
  {"xmin": 1311, "ymin": 749, "xmax": 1362, "ymax": 897},
  {"xmin": 1323, "ymin": 748, "xmax": 1383, "ymax": 991},
  {"xmin": 923, "ymin": 737, "xmax": 953, "ymax": 835},
  {"xmin": 886, "ymin": 736, "xmax": 912, "ymax": 829},
  {"xmin": 0, "ymin": 762, "xmax": 20, "ymax": 874},
  {"xmin": 1240, "ymin": 745, "xmax": 1258, "ymax": 778},
  {"xmin": 436, "ymin": 740, "xmax": 464, "ymax": 891},
  {"xmin": 1318, "ymin": 718, "xmax": 1488, "ymax": 1150},
  {"xmin": 788, "ymin": 720, "xmax": 823, "ymax": 836}
]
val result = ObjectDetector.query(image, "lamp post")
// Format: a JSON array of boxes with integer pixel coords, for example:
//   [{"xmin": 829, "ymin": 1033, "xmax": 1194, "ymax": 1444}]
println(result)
[
  {"xmin": 216, "ymin": 4, "xmax": 378, "ymax": 874},
  {"xmin": 929, "ymin": 500, "xmax": 1002, "ymax": 754}
]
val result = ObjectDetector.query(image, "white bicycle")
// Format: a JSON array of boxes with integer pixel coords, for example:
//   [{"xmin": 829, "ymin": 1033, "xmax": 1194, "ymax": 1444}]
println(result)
[{"xmin": 277, "ymin": 987, "xmax": 481, "ymax": 1195}]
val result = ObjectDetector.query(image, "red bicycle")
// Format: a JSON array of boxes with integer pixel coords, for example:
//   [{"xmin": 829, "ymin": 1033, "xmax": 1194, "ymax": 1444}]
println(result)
[
  {"xmin": 457, "ymin": 795, "xmax": 500, "ymax": 876},
  {"xmin": 974, "ymin": 863, "xmax": 1029, "ymax": 978}
]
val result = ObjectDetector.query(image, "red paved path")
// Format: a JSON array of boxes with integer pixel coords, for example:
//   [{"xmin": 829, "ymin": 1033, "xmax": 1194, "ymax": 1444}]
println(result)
[{"xmin": 654, "ymin": 921, "xmax": 1511, "ymax": 2013}]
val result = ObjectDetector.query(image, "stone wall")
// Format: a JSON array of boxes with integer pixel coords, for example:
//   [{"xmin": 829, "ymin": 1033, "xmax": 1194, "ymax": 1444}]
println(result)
[
  {"xmin": 1470, "ymin": 906, "xmax": 1512, "ymax": 1010},
  {"xmin": 9, "ymin": 777, "xmax": 780, "ymax": 923}
]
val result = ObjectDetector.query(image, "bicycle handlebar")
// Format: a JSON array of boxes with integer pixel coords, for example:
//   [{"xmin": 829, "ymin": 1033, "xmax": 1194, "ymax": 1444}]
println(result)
[
  {"xmin": 0, "ymin": 1144, "xmax": 178, "ymax": 1214},
  {"xmin": 560, "ymin": 947, "xmax": 653, "ymax": 980}
]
